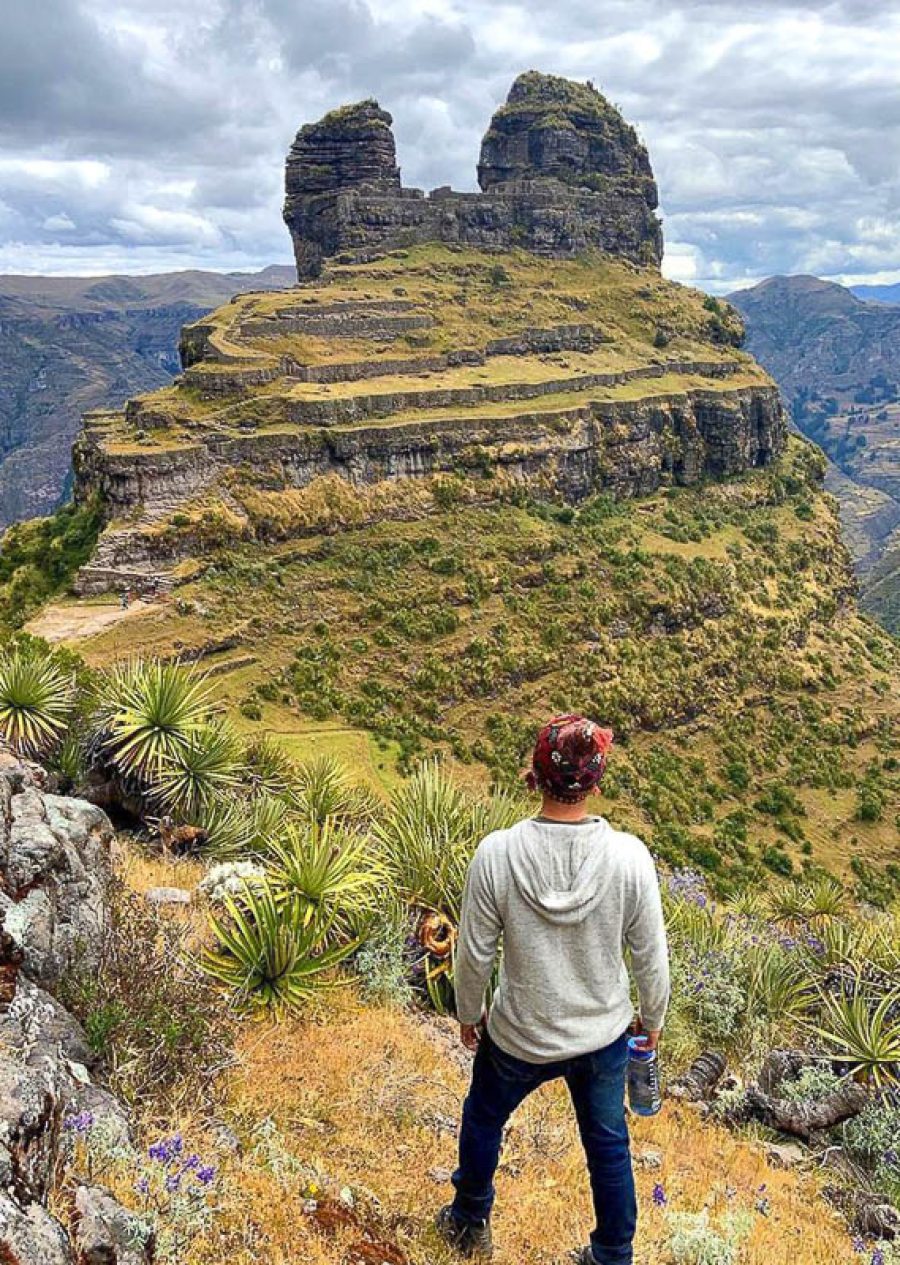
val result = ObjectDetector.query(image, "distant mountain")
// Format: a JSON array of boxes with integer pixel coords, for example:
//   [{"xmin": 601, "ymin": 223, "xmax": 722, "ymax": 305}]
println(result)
[
  {"xmin": 851, "ymin": 282, "xmax": 900, "ymax": 304},
  {"xmin": 729, "ymin": 274, "xmax": 900, "ymax": 632},
  {"xmin": 0, "ymin": 265, "xmax": 294, "ymax": 526}
]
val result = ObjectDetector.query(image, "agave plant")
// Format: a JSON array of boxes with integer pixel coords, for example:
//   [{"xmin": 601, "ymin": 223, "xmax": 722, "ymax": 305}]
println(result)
[
  {"xmin": 289, "ymin": 754, "xmax": 381, "ymax": 829},
  {"xmin": 744, "ymin": 944, "xmax": 813, "ymax": 1023},
  {"xmin": 766, "ymin": 881, "xmax": 810, "ymax": 927},
  {"xmin": 810, "ymin": 978, "xmax": 900, "ymax": 1087},
  {"xmin": 203, "ymin": 879, "xmax": 356, "ymax": 1012},
  {"xmin": 243, "ymin": 735, "xmax": 299, "ymax": 799},
  {"xmin": 154, "ymin": 721, "xmax": 243, "ymax": 819},
  {"xmin": 803, "ymin": 875, "xmax": 848, "ymax": 922},
  {"xmin": 267, "ymin": 818, "xmax": 383, "ymax": 934},
  {"xmin": 728, "ymin": 888, "xmax": 768, "ymax": 923},
  {"xmin": 0, "ymin": 646, "xmax": 73, "ymax": 757},
  {"xmin": 98, "ymin": 660, "xmax": 214, "ymax": 784},
  {"xmin": 665, "ymin": 898, "xmax": 731, "ymax": 957},
  {"xmin": 373, "ymin": 760, "xmax": 524, "ymax": 922}
]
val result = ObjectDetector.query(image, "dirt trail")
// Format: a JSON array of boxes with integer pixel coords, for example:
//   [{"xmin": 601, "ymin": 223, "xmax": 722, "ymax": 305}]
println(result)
[{"xmin": 26, "ymin": 599, "xmax": 154, "ymax": 644}]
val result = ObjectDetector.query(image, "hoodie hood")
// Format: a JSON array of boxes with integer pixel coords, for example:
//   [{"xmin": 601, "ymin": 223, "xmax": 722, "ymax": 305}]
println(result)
[{"xmin": 507, "ymin": 817, "xmax": 615, "ymax": 925}]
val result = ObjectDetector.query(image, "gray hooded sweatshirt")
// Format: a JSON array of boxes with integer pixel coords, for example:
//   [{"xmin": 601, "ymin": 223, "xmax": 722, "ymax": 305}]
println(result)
[{"xmin": 454, "ymin": 816, "xmax": 670, "ymax": 1063}]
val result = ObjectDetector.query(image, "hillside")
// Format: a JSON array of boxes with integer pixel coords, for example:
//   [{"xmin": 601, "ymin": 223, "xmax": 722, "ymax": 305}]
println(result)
[
  {"xmin": 20, "ymin": 242, "xmax": 897, "ymax": 894},
  {"xmin": 852, "ymin": 282, "xmax": 900, "ymax": 304},
  {"xmin": 728, "ymin": 275, "xmax": 900, "ymax": 631},
  {"xmin": 3, "ymin": 69, "xmax": 900, "ymax": 1265},
  {"xmin": 0, "ymin": 264, "xmax": 293, "ymax": 527}
]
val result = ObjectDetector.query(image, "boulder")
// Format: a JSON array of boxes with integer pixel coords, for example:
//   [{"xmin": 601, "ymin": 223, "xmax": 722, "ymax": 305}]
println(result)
[
  {"xmin": 72, "ymin": 1184, "xmax": 154, "ymax": 1264},
  {"xmin": 0, "ymin": 768, "xmax": 113, "ymax": 988},
  {"xmin": 0, "ymin": 1191, "xmax": 74, "ymax": 1264}
]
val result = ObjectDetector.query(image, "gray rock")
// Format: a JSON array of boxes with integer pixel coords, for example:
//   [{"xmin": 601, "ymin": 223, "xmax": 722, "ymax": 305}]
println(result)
[
  {"xmin": 73, "ymin": 1184, "xmax": 154, "ymax": 1264},
  {"xmin": 765, "ymin": 1141, "xmax": 806, "ymax": 1169},
  {"xmin": 0, "ymin": 772, "xmax": 113, "ymax": 988},
  {"xmin": 144, "ymin": 886, "xmax": 192, "ymax": 907},
  {"xmin": 283, "ymin": 73, "xmax": 663, "ymax": 279},
  {"xmin": 0, "ymin": 1191, "xmax": 74, "ymax": 1264}
]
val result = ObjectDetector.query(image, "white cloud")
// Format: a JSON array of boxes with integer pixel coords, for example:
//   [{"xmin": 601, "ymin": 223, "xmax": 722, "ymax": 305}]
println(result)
[{"xmin": 0, "ymin": 0, "xmax": 898, "ymax": 287}]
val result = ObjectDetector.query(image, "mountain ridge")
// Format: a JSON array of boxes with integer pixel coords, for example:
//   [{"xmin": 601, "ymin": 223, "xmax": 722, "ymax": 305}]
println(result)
[
  {"xmin": 728, "ymin": 272, "xmax": 900, "ymax": 632},
  {"xmin": 0, "ymin": 265, "xmax": 295, "ymax": 527}
]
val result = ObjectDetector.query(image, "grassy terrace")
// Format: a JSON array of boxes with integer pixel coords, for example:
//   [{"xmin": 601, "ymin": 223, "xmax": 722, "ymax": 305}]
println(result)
[{"xmin": 97, "ymin": 369, "xmax": 769, "ymax": 455}]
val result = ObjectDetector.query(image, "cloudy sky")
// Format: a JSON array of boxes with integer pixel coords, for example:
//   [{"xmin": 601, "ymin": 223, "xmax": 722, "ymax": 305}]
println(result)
[{"xmin": 1, "ymin": 0, "xmax": 898, "ymax": 292}]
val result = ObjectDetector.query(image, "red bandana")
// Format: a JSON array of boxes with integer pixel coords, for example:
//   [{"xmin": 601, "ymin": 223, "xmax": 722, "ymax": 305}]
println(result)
[{"xmin": 526, "ymin": 714, "xmax": 614, "ymax": 803}]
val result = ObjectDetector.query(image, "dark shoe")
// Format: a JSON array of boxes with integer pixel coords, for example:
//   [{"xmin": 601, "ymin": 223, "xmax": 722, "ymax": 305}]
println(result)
[{"xmin": 435, "ymin": 1205, "xmax": 493, "ymax": 1257}]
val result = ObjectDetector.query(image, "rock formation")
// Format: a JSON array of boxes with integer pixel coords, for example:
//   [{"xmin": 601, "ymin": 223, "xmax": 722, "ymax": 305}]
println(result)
[
  {"xmin": 283, "ymin": 72, "xmax": 663, "ymax": 277},
  {"xmin": 0, "ymin": 753, "xmax": 149, "ymax": 1265}
]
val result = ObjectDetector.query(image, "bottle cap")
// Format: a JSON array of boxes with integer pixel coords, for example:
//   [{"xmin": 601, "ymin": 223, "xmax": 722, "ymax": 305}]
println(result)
[{"xmin": 627, "ymin": 1036, "xmax": 655, "ymax": 1061}]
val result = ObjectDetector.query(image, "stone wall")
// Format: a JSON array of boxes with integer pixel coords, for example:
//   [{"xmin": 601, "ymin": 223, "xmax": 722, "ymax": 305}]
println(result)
[{"xmin": 283, "ymin": 73, "xmax": 663, "ymax": 278}]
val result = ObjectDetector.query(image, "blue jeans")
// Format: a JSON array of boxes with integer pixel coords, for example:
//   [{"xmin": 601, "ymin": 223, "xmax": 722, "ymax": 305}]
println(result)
[{"xmin": 451, "ymin": 1029, "xmax": 636, "ymax": 1265}]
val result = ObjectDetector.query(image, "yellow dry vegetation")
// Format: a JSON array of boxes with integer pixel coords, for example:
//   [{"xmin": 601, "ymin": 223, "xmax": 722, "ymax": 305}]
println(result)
[{"xmin": 102, "ymin": 996, "xmax": 857, "ymax": 1265}]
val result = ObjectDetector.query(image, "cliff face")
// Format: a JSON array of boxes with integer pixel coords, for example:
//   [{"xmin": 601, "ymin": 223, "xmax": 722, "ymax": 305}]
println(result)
[
  {"xmin": 0, "ymin": 268, "xmax": 294, "ymax": 529},
  {"xmin": 729, "ymin": 273, "xmax": 900, "ymax": 631},
  {"xmin": 67, "ymin": 243, "xmax": 783, "ymax": 596},
  {"xmin": 283, "ymin": 73, "xmax": 663, "ymax": 278}
]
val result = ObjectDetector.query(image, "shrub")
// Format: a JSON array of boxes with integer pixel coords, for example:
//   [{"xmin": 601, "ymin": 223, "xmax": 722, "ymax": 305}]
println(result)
[
  {"xmin": 59, "ymin": 881, "xmax": 233, "ymax": 1109},
  {"xmin": 0, "ymin": 644, "xmax": 74, "ymax": 756},
  {"xmin": 203, "ymin": 879, "xmax": 357, "ymax": 1012},
  {"xmin": 666, "ymin": 1209, "xmax": 754, "ymax": 1265},
  {"xmin": 354, "ymin": 899, "xmax": 416, "ymax": 1007}
]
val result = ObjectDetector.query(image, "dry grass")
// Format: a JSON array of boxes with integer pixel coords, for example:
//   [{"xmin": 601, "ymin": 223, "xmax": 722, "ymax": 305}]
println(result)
[{"xmin": 98, "ymin": 996, "xmax": 858, "ymax": 1265}]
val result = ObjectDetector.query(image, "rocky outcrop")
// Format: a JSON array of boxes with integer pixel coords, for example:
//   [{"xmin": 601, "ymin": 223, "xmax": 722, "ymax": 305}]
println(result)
[
  {"xmin": 283, "ymin": 72, "xmax": 663, "ymax": 277},
  {"xmin": 477, "ymin": 71, "xmax": 657, "ymax": 198},
  {"xmin": 0, "ymin": 754, "xmax": 150, "ymax": 1265}
]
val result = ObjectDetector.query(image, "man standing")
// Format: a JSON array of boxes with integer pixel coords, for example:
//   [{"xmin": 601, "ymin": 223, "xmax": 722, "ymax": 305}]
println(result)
[{"xmin": 436, "ymin": 715, "xmax": 670, "ymax": 1264}]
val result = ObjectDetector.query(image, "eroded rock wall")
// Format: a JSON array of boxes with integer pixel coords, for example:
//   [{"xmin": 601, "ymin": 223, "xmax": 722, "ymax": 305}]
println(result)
[
  {"xmin": 0, "ymin": 755, "xmax": 148, "ymax": 1265},
  {"xmin": 283, "ymin": 73, "xmax": 663, "ymax": 277}
]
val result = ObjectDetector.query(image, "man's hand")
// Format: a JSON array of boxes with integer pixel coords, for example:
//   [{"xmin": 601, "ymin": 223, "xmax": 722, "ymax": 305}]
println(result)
[
  {"xmin": 631, "ymin": 1017, "xmax": 661, "ymax": 1051},
  {"xmin": 460, "ymin": 1022, "xmax": 482, "ymax": 1052},
  {"xmin": 636, "ymin": 1029, "xmax": 661, "ymax": 1052}
]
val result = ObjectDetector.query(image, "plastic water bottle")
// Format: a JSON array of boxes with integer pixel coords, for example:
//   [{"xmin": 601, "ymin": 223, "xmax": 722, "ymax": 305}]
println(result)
[{"xmin": 627, "ymin": 1036, "xmax": 662, "ymax": 1116}]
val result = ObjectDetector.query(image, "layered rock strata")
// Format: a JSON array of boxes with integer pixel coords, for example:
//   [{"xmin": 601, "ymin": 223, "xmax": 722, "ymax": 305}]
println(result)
[{"xmin": 283, "ymin": 73, "xmax": 663, "ymax": 277}]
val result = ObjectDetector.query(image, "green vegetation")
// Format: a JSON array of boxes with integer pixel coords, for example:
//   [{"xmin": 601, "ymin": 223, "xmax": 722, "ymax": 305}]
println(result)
[
  {"xmin": 0, "ymin": 642, "xmax": 74, "ymax": 756},
  {"xmin": 0, "ymin": 498, "xmax": 102, "ymax": 628}
]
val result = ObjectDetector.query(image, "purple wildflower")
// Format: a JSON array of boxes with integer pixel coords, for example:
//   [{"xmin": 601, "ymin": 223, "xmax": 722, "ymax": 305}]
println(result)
[
  {"xmin": 196, "ymin": 1165, "xmax": 216, "ymax": 1186},
  {"xmin": 134, "ymin": 1176, "xmax": 150, "ymax": 1196},
  {"xmin": 871, "ymin": 1250, "xmax": 885, "ymax": 1265},
  {"xmin": 182, "ymin": 1154, "xmax": 201, "ymax": 1172},
  {"xmin": 852, "ymin": 1238, "xmax": 866, "ymax": 1255},
  {"xmin": 165, "ymin": 1173, "xmax": 181, "ymax": 1194},
  {"xmin": 64, "ymin": 1110, "xmax": 94, "ymax": 1134},
  {"xmin": 652, "ymin": 1183, "xmax": 666, "ymax": 1208}
]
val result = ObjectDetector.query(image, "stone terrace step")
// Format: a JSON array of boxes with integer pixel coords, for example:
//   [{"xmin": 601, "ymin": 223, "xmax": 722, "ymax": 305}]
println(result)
[
  {"xmin": 238, "ymin": 310, "xmax": 434, "ymax": 341},
  {"xmin": 263, "ymin": 359, "xmax": 743, "ymax": 428},
  {"xmin": 73, "ymin": 566, "xmax": 176, "ymax": 598}
]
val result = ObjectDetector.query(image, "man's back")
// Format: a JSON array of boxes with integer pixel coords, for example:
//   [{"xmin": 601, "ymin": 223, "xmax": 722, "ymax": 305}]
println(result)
[{"xmin": 454, "ymin": 815, "xmax": 669, "ymax": 1062}]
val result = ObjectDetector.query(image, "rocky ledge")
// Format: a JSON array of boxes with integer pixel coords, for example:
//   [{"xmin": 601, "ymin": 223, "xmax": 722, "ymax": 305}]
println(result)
[
  {"xmin": 283, "ymin": 71, "xmax": 663, "ymax": 277},
  {"xmin": 0, "ymin": 753, "xmax": 149, "ymax": 1264}
]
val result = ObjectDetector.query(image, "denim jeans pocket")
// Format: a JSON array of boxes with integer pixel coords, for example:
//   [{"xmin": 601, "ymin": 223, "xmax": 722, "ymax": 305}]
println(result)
[{"xmin": 587, "ymin": 1030, "xmax": 630, "ymax": 1081}]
